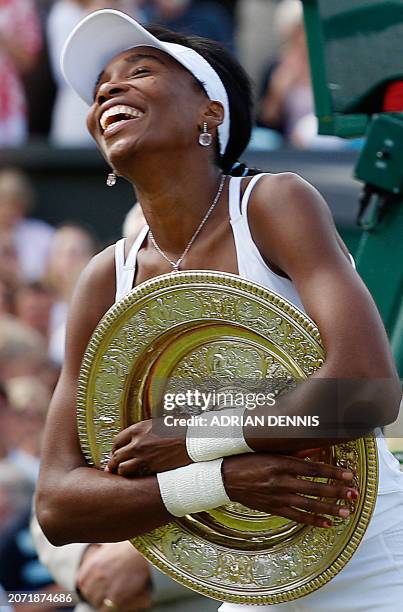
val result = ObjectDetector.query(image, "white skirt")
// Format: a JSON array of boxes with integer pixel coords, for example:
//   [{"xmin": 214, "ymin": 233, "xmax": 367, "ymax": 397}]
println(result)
[
  {"xmin": 219, "ymin": 437, "xmax": 403, "ymax": 611},
  {"xmin": 218, "ymin": 518, "xmax": 403, "ymax": 612}
]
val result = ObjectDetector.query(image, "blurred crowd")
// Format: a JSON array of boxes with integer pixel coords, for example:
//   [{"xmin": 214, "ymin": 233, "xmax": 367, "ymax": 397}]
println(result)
[
  {"xmin": 0, "ymin": 165, "xmax": 98, "ymax": 606},
  {"xmin": 0, "ymin": 164, "xmax": 154, "ymax": 609},
  {"xmin": 0, "ymin": 0, "xmax": 345, "ymax": 151}
]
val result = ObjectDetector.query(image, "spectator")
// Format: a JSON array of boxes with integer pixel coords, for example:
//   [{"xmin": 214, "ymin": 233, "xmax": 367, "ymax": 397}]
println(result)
[
  {"xmin": 146, "ymin": 0, "xmax": 234, "ymax": 52},
  {"xmin": 257, "ymin": 0, "xmax": 313, "ymax": 144},
  {"xmin": 46, "ymin": 223, "xmax": 99, "ymax": 364},
  {"xmin": 0, "ymin": 168, "xmax": 55, "ymax": 283},
  {"xmin": 47, "ymin": 1, "xmax": 145, "ymax": 146},
  {"xmin": 0, "ymin": 0, "xmax": 42, "ymax": 146}
]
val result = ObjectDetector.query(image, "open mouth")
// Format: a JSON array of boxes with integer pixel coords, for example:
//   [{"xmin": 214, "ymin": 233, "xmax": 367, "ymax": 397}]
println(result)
[{"xmin": 100, "ymin": 104, "xmax": 144, "ymax": 133}]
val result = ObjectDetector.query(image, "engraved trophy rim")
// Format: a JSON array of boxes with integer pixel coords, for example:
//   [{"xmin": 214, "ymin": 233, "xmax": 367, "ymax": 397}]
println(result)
[{"xmin": 77, "ymin": 270, "xmax": 378, "ymax": 605}]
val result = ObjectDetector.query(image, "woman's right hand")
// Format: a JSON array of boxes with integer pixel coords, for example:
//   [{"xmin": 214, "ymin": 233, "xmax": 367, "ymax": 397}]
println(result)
[{"xmin": 222, "ymin": 453, "xmax": 359, "ymax": 529}]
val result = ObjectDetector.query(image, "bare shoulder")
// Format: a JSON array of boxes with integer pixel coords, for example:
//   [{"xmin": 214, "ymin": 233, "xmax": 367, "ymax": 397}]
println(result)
[
  {"xmin": 77, "ymin": 242, "xmax": 115, "ymax": 295},
  {"xmin": 248, "ymin": 171, "xmax": 333, "ymax": 223},
  {"xmin": 246, "ymin": 172, "xmax": 349, "ymax": 272}
]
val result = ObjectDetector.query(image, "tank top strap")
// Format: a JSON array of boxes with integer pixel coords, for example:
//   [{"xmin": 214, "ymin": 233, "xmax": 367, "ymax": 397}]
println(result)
[
  {"xmin": 124, "ymin": 224, "xmax": 149, "ymax": 269},
  {"xmin": 240, "ymin": 173, "xmax": 271, "ymax": 217},
  {"xmin": 114, "ymin": 238, "xmax": 126, "ymax": 298},
  {"xmin": 114, "ymin": 225, "xmax": 149, "ymax": 302},
  {"xmin": 228, "ymin": 176, "xmax": 243, "ymax": 222}
]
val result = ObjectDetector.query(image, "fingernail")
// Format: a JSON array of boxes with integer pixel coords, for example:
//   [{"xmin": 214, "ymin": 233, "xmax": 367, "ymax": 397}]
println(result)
[
  {"xmin": 339, "ymin": 508, "xmax": 350, "ymax": 518},
  {"xmin": 323, "ymin": 520, "xmax": 333, "ymax": 528},
  {"xmin": 104, "ymin": 465, "xmax": 110, "ymax": 472},
  {"xmin": 347, "ymin": 489, "xmax": 359, "ymax": 500},
  {"xmin": 342, "ymin": 470, "xmax": 354, "ymax": 480}
]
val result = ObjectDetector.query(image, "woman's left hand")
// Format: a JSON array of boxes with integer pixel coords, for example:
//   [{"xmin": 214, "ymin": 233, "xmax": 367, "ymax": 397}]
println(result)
[{"xmin": 105, "ymin": 419, "xmax": 191, "ymax": 477}]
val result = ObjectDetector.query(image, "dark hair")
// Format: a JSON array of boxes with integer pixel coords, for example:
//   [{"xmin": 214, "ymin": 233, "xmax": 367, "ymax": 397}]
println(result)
[{"xmin": 146, "ymin": 26, "xmax": 261, "ymax": 177}]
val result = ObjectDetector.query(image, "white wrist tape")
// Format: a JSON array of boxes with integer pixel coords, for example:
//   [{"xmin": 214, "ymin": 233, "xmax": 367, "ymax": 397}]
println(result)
[
  {"xmin": 157, "ymin": 458, "xmax": 230, "ymax": 517},
  {"xmin": 186, "ymin": 408, "xmax": 254, "ymax": 462}
]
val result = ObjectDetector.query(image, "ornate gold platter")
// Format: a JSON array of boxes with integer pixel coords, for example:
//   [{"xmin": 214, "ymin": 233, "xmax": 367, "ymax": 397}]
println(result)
[{"xmin": 77, "ymin": 271, "xmax": 378, "ymax": 605}]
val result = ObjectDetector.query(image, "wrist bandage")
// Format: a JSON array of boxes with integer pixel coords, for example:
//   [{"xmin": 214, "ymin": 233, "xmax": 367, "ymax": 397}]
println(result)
[
  {"xmin": 157, "ymin": 458, "xmax": 230, "ymax": 517},
  {"xmin": 186, "ymin": 408, "xmax": 254, "ymax": 462}
]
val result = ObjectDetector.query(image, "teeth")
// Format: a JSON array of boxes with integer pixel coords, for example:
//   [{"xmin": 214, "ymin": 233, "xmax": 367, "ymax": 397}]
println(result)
[{"xmin": 100, "ymin": 105, "xmax": 143, "ymax": 130}]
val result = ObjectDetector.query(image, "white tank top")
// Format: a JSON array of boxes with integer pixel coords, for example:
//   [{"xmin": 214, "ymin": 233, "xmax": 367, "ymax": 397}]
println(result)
[{"xmin": 114, "ymin": 173, "xmax": 403, "ymax": 540}]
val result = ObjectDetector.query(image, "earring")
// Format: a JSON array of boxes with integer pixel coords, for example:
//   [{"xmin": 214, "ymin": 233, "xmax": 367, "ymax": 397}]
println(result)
[
  {"xmin": 198, "ymin": 122, "xmax": 213, "ymax": 147},
  {"xmin": 106, "ymin": 171, "xmax": 117, "ymax": 187}
]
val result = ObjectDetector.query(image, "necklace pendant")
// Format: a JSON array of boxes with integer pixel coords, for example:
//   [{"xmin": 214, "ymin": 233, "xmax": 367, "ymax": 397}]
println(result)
[{"xmin": 150, "ymin": 175, "xmax": 225, "ymax": 275}]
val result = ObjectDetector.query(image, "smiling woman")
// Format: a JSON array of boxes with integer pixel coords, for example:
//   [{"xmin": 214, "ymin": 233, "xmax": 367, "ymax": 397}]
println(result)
[
  {"xmin": 95, "ymin": 52, "xmax": 167, "ymax": 137},
  {"xmin": 35, "ymin": 8, "xmax": 403, "ymax": 612}
]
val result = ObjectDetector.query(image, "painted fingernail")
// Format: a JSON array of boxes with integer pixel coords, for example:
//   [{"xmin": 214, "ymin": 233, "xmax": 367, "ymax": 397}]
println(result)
[
  {"xmin": 323, "ymin": 520, "xmax": 333, "ymax": 528},
  {"xmin": 339, "ymin": 508, "xmax": 350, "ymax": 518},
  {"xmin": 342, "ymin": 470, "xmax": 354, "ymax": 480},
  {"xmin": 347, "ymin": 489, "xmax": 359, "ymax": 500}
]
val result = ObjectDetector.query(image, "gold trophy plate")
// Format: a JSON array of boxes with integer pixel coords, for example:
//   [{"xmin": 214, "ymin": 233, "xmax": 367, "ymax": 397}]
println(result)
[{"xmin": 77, "ymin": 271, "xmax": 378, "ymax": 604}]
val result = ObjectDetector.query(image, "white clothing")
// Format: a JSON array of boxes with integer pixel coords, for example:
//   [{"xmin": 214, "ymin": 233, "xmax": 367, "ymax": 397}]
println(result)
[
  {"xmin": 219, "ymin": 523, "xmax": 403, "ymax": 611},
  {"xmin": 114, "ymin": 173, "xmax": 403, "ymax": 610}
]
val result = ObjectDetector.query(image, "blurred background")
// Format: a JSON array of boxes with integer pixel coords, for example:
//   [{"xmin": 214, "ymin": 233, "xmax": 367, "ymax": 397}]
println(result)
[{"xmin": 0, "ymin": 1, "xmax": 401, "ymax": 610}]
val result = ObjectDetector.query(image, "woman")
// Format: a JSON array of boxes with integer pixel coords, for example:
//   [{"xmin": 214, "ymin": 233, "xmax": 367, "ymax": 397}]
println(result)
[{"xmin": 37, "ymin": 9, "xmax": 403, "ymax": 611}]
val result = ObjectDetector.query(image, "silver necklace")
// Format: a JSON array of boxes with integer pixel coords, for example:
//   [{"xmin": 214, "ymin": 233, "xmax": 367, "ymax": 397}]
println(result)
[{"xmin": 148, "ymin": 174, "xmax": 226, "ymax": 273}]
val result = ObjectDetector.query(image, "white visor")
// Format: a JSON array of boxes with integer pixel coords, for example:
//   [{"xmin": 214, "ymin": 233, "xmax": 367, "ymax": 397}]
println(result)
[{"xmin": 61, "ymin": 9, "xmax": 230, "ymax": 156}]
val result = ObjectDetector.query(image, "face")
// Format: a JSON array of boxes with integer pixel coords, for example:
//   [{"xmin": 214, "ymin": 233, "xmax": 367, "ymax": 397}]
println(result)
[{"xmin": 86, "ymin": 46, "xmax": 211, "ymax": 175}]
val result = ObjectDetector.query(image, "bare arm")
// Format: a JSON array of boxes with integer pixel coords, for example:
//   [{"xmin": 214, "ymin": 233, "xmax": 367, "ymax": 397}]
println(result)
[
  {"xmin": 244, "ymin": 172, "xmax": 402, "ymax": 451},
  {"xmin": 36, "ymin": 247, "xmax": 171, "ymax": 545}
]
